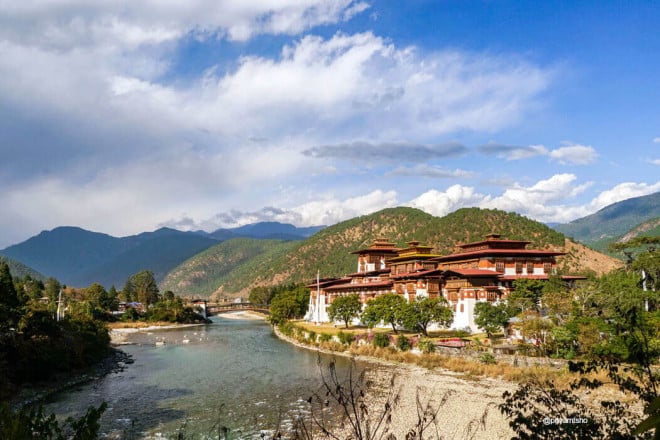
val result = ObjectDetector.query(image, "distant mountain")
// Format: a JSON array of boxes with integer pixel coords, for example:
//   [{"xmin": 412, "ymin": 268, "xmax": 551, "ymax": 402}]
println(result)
[
  {"xmin": 0, "ymin": 226, "xmax": 218, "ymax": 288},
  {"xmin": 0, "ymin": 221, "xmax": 326, "ymax": 289},
  {"xmin": 553, "ymin": 192, "xmax": 660, "ymax": 252},
  {"xmin": 0, "ymin": 255, "xmax": 45, "ymax": 281},
  {"xmin": 163, "ymin": 207, "xmax": 616, "ymax": 299},
  {"xmin": 209, "ymin": 222, "xmax": 324, "ymax": 241}
]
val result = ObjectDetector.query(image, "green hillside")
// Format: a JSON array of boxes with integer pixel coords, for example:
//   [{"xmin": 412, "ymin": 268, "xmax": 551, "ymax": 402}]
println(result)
[
  {"xmin": 554, "ymin": 191, "xmax": 660, "ymax": 251},
  {"xmin": 0, "ymin": 255, "xmax": 45, "ymax": 281},
  {"xmin": 165, "ymin": 207, "xmax": 567, "ymax": 298},
  {"xmin": 159, "ymin": 238, "xmax": 297, "ymax": 297}
]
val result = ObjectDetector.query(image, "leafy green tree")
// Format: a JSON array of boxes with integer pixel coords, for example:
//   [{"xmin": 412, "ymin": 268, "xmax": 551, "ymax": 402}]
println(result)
[
  {"xmin": 473, "ymin": 301, "xmax": 509, "ymax": 338},
  {"xmin": 268, "ymin": 284, "xmax": 310, "ymax": 325},
  {"xmin": 105, "ymin": 286, "xmax": 119, "ymax": 311},
  {"xmin": 44, "ymin": 277, "xmax": 61, "ymax": 304},
  {"xmin": 248, "ymin": 286, "xmax": 273, "ymax": 307},
  {"xmin": 509, "ymin": 278, "xmax": 545, "ymax": 313},
  {"xmin": 361, "ymin": 293, "xmax": 406, "ymax": 333},
  {"xmin": 126, "ymin": 270, "xmax": 159, "ymax": 305},
  {"xmin": 162, "ymin": 290, "xmax": 175, "ymax": 302},
  {"xmin": 400, "ymin": 297, "xmax": 453, "ymax": 336},
  {"xmin": 328, "ymin": 294, "xmax": 362, "ymax": 328}
]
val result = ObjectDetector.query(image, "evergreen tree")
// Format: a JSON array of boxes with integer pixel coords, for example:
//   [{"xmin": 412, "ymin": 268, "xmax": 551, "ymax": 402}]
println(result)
[
  {"xmin": 130, "ymin": 270, "xmax": 160, "ymax": 305},
  {"xmin": 0, "ymin": 262, "xmax": 20, "ymax": 328},
  {"xmin": 44, "ymin": 277, "xmax": 61, "ymax": 304}
]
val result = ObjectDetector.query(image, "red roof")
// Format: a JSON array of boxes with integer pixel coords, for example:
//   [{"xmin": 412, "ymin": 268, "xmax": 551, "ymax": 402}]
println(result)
[
  {"xmin": 324, "ymin": 280, "xmax": 394, "ymax": 291},
  {"xmin": 443, "ymin": 269, "xmax": 499, "ymax": 277},
  {"xmin": 345, "ymin": 268, "xmax": 391, "ymax": 277},
  {"xmin": 433, "ymin": 248, "xmax": 564, "ymax": 261},
  {"xmin": 391, "ymin": 269, "xmax": 443, "ymax": 279}
]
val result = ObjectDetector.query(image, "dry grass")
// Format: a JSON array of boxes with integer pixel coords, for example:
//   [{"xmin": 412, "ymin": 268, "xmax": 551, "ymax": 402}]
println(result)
[{"xmin": 293, "ymin": 320, "xmax": 388, "ymax": 336}]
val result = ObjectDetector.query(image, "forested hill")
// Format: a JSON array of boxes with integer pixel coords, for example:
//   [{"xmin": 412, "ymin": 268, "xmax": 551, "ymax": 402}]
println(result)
[
  {"xmin": 0, "ymin": 255, "xmax": 44, "ymax": 281},
  {"xmin": 164, "ymin": 207, "xmax": 570, "ymax": 298},
  {"xmin": 245, "ymin": 207, "xmax": 565, "ymax": 289},
  {"xmin": 553, "ymin": 191, "xmax": 660, "ymax": 252},
  {"xmin": 0, "ymin": 226, "xmax": 219, "ymax": 288}
]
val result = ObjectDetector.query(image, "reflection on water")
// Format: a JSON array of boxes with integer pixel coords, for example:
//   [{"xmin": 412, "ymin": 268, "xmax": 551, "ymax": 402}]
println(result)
[{"xmin": 46, "ymin": 317, "xmax": 354, "ymax": 438}]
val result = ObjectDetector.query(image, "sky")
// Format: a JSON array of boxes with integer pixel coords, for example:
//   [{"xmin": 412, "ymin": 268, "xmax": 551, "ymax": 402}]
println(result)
[{"xmin": 1, "ymin": 0, "xmax": 659, "ymax": 248}]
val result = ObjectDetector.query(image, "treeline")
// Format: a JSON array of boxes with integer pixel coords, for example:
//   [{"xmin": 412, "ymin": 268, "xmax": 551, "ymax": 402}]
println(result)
[
  {"xmin": 248, "ymin": 283, "xmax": 310, "ymax": 324},
  {"xmin": 0, "ymin": 262, "xmax": 110, "ymax": 400}
]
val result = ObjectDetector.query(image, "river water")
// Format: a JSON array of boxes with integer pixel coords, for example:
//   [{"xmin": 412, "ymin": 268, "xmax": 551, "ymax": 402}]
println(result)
[{"xmin": 46, "ymin": 316, "xmax": 357, "ymax": 439}]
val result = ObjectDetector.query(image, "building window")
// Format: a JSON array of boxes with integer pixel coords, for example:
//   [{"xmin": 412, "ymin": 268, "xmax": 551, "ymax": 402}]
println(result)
[
  {"xmin": 543, "ymin": 262, "xmax": 552, "ymax": 274},
  {"xmin": 526, "ymin": 261, "xmax": 534, "ymax": 274},
  {"xmin": 515, "ymin": 261, "xmax": 523, "ymax": 274},
  {"xmin": 495, "ymin": 260, "xmax": 504, "ymax": 272},
  {"xmin": 459, "ymin": 303, "xmax": 464, "ymax": 312}
]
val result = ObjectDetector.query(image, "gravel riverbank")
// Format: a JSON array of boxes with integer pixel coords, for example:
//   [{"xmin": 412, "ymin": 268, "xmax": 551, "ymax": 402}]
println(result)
[{"xmin": 273, "ymin": 326, "xmax": 515, "ymax": 439}]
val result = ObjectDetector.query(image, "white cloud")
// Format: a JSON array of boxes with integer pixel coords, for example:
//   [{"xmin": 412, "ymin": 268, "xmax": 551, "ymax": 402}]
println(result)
[
  {"xmin": 478, "ymin": 142, "xmax": 597, "ymax": 165},
  {"xmin": 386, "ymin": 165, "xmax": 475, "ymax": 178},
  {"xmin": 653, "ymin": 137, "xmax": 660, "ymax": 143},
  {"xmin": 407, "ymin": 185, "xmax": 490, "ymax": 217},
  {"xmin": 588, "ymin": 181, "xmax": 660, "ymax": 211},
  {"xmin": 548, "ymin": 143, "xmax": 598, "ymax": 165},
  {"xmin": 648, "ymin": 159, "xmax": 660, "ymax": 165}
]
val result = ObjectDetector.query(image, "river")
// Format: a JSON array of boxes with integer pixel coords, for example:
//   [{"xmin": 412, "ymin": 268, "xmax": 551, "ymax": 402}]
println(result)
[{"xmin": 46, "ymin": 316, "xmax": 357, "ymax": 439}]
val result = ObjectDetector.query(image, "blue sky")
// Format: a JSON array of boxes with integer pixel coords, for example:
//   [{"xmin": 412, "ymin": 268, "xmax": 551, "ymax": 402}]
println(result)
[{"xmin": 1, "ymin": 0, "xmax": 658, "ymax": 248}]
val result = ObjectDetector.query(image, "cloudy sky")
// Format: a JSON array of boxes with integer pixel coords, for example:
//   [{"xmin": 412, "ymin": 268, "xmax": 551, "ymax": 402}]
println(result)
[{"xmin": 1, "ymin": 0, "xmax": 659, "ymax": 248}]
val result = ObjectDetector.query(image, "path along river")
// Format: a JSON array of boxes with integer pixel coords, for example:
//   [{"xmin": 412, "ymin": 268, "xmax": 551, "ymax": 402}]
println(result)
[{"xmin": 45, "ymin": 315, "xmax": 359, "ymax": 439}]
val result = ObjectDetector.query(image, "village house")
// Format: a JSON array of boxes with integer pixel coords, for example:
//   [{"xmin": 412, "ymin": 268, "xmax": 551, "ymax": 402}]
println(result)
[{"xmin": 305, "ymin": 233, "xmax": 580, "ymax": 332}]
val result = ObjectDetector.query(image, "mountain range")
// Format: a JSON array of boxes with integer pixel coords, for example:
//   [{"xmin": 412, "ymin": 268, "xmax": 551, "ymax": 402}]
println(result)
[
  {"xmin": 0, "ymin": 223, "xmax": 322, "ymax": 288},
  {"xmin": 4, "ymin": 192, "xmax": 658, "ymax": 294},
  {"xmin": 553, "ymin": 191, "xmax": 660, "ymax": 253}
]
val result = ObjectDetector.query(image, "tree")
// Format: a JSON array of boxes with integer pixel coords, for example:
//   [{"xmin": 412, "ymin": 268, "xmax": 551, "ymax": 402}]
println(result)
[
  {"xmin": 105, "ymin": 286, "xmax": 119, "ymax": 311},
  {"xmin": 44, "ymin": 277, "xmax": 61, "ymax": 304},
  {"xmin": 248, "ymin": 286, "xmax": 273, "ymax": 307},
  {"xmin": 509, "ymin": 278, "xmax": 545, "ymax": 313},
  {"xmin": 474, "ymin": 301, "xmax": 509, "ymax": 338},
  {"xmin": 328, "ymin": 294, "xmax": 362, "ymax": 328},
  {"xmin": 0, "ymin": 262, "xmax": 20, "ymax": 329},
  {"xmin": 361, "ymin": 293, "xmax": 406, "ymax": 333},
  {"xmin": 126, "ymin": 270, "xmax": 159, "ymax": 306},
  {"xmin": 400, "ymin": 297, "xmax": 453, "ymax": 336},
  {"xmin": 269, "ymin": 285, "xmax": 310, "ymax": 325},
  {"xmin": 501, "ymin": 255, "xmax": 659, "ymax": 439}
]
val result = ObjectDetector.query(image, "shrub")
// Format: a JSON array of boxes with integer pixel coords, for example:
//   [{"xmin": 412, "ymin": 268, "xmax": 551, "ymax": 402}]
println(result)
[
  {"xmin": 307, "ymin": 330, "xmax": 317, "ymax": 344},
  {"xmin": 417, "ymin": 338, "xmax": 436, "ymax": 354},
  {"xmin": 279, "ymin": 321, "xmax": 294, "ymax": 337},
  {"xmin": 337, "ymin": 331, "xmax": 355, "ymax": 345},
  {"xmin": 480, "ymin": 352, "xmax": 497, "ymax": 365},
  {"xmin": 372, "ymin": 333, "xmax": 390, "ymax": 348},
  {"xmin": 318, "ymin": 333, "xmax": 332, "ymax": 342},
  {"xmin": 396, "ymin": 335, "xmax": 411, "ymax": 351}
]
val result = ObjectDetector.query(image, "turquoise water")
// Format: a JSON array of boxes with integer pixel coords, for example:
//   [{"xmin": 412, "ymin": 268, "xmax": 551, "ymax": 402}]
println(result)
[{"xmin": 46, "ymin": 317, "xmax": 355, "ymax": 439}]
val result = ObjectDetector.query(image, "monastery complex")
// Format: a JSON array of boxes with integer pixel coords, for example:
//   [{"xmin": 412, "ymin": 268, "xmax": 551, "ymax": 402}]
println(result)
[{"xmin": 305, "ymin": 233, "xmax": 583, "ymax": 332}]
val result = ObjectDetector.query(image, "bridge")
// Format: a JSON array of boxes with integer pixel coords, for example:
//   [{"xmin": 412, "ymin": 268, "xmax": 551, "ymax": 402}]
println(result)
[{"xmin": 204, "ymin": 302, "xmax": 270, "ymax": 316}]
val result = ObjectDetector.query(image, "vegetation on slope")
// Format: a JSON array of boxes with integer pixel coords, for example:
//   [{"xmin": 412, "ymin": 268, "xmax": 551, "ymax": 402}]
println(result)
[
  {"xmin": 0, "ymin": 256, "xmax": 44, "ymax": 282},
  {"xmin": 159, "ymin": 238, "xmax": 296, "ymax": 298},
  {"xmin": 554, "ymin": 191, "xmax": 660, "ymax": 251}
]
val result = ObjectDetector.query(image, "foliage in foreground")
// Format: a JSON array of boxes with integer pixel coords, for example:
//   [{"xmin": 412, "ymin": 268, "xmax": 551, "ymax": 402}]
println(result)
[{"xmin": 0, "ymin": 402, "xmax": 106, "ymax": 440}]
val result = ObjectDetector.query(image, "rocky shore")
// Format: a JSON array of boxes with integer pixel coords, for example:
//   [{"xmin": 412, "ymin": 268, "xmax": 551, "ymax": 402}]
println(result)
[
  {"xmin": 273, "ymin": 326, "xmax": 515, "ymax": 439},
  {"xmin": 12, "ymin": 348, "xmax": 133, "ymax": 409}
]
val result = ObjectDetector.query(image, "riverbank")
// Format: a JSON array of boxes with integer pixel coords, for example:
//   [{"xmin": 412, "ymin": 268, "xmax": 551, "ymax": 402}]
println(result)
[
  {"xmin": 108, "ymin": 322, "xmax": 208, "ymax": 344},
  {"xmin": 215, "ymin": 310, "xmax": 268, "ymax": 320},
  {"xmin": 273, "ymin": 326, "xmax": 515, "ymax": 438},
  {"xmin": 12, "ymin": 348, "xmax": 133, "ymax": 410}
]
